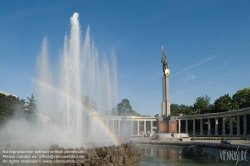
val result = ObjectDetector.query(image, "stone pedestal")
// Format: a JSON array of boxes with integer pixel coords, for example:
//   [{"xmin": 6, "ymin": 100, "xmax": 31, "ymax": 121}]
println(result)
[{"xmin": 157, "ymin": 120, "xmax": 177, "ymax": 133}]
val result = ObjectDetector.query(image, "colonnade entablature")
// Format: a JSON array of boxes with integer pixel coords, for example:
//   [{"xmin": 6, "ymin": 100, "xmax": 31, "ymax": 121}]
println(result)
[{"xmin": 175, "ymin": 107, "xmax": 250, "ymax": 120}]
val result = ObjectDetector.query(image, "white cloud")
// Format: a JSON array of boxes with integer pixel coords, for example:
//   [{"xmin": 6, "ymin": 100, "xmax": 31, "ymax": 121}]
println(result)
[
  {"xmin": 174, "ymin": 51, "xmax": 223, "ymax": 76},
  {"xmin": 182, "ymin": 73, "xmax": 195, "ymax": 83}
]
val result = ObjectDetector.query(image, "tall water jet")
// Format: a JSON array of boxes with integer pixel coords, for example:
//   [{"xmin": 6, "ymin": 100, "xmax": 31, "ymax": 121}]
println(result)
[
  {"xmin": 34, "ymin": 12, "xmax": 118, "ymax": 147},
  {"xmin": 36, "ymin": 38, "xmax": 52, "ymax": 118}
]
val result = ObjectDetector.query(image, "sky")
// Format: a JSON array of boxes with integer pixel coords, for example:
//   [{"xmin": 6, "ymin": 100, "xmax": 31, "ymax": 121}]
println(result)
[{"xmin": 0, "ymin": 0, "xmax": 250, "ymax": 117}]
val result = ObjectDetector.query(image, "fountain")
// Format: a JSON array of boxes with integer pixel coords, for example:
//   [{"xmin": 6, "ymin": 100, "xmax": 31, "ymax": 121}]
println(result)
[
  {"xmin": 35, "ymin": 12, "xmax": 119, "ymax": 148},
  {"xmin": 1, "ymin": 12, "xmax": 118, "ymax": 149}
]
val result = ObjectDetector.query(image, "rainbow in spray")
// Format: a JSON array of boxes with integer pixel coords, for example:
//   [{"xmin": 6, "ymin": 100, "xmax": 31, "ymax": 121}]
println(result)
[{"xmin": 35, "ymin": 12, "xmax": 119, "ymax": 147}]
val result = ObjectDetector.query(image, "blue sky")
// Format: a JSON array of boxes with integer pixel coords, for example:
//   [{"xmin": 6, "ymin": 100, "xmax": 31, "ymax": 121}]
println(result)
[{"xmin": 0, "ymin": 0, "xmax": 250, "ymax": 116}]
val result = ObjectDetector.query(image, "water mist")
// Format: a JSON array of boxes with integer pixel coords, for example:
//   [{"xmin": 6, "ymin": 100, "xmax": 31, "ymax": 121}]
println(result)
[{"xmin": 2, "ymin": 12, "xmax": 118, "ymax": 149}]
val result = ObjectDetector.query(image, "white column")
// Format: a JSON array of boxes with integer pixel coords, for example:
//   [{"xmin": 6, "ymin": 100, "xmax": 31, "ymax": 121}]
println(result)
[
  {"xmin": 118, "ymin": 120, "xmax": 120, "ymax": 136},
  {"xmin": 131, "ymin": 121, "xmax": 133, "ymax": 136},
  {"xmin": 248, "ymin": 114, "xmax": 250, "ymax": 135},
  {"xmin": 237, "ymin": 115, "xmax": 240, "ymax": 136},
  {"xmin": 137, "ymin": 121, "xmax": 140, "ymax": 135},
  {"xmin": 207, "ymin": 119, "xmax": 211, "ymax": 136},
  {"xmin": 215, "ymin": 118, "xmax": 218, "ymax": 136},
  {"xmin": 230, "ymin": 117, "xmax": 233, "ymax": 136},
  {"xmin": 222, "ymin": 118, "xmax": 226, "ymax": 136},
  {"xmin": 150, "ymin": 121, "xmax": 153, "ymax": 134},
  {"xmin": 185, "ymin": 120, "xmax": 188, "ymax": 133},
  {"xmin": 193, "ymin": 119, "xmax": 196, "ymax": 135},
  {"xmin": 244, "ymin": 115, "xmax": 247, "ymax": 135},
  {"xmin": 200, "ymin": 119, "xmax": 203, "ymax": 135},
  {"xmin": 112, "ymin": 120, "xmax": 115, "ymax": 133},
  {"xmin": 178, "ymin": 120, "xmax": 181, "ymax": 133},
  {"xmin": 106, "ymin": 120, "xmax": 109, "ymax": 137},
  {"xmin": 144, "ymin": 121, "xmax": 146, "ymax": 135}
]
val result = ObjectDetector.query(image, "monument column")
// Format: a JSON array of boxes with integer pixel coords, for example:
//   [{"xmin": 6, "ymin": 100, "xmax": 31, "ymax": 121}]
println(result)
[
  {"xmin": 118, "ymin": 120, "xmax": 120, "ymax": 136},
  {"xmin": 112, "ymin": 120, "xmax": 115, "ymax": 132},
  {"xmin": 131, "ymin": 121, "xmax": 133, "ymax": 136},
  {"xmin": 222, "ymin": 118, "xmax": 226, "ymax": 136},
  {"xmin": 237, "ymin": 115, "xmax": 240, "ymax": 136},
  {"xmin": 207, "ymin": 118, "xmax": 211, "ymax": 136},
  {"xmin": 161, "ymin": 46, "xmax": 171, "ymax": 116},
  {"xmin": 185, "ymin": 120, "xmax": 188, "ymax": 133},
  {"xmin": 230, "ymin": 117, "xmax": 233, "ymax": 136},
  {"xmin": 193, "ymin": 119, "xmax": 196, "ymax": 135},
  {"xmin": 144, "ymin": 121, "xmax": 146, "ymax": 135},
  {"xmin": 249, "ymin": 114, "xmax": 250, "ymax": 134},
  {"xmin": 200, "ymin": 119, "xmax": 203, "ymax": 135},
  {"xmin": 151, "ymin": 121, "xmax": 153, "ymax": 134},
  {"xmin": 137, "ymin": 121, "xmax": 140, "ymax": 135},
  {"xmin": 215, "ymin": 118, "xmax": 218, "ymax": 136},
  {"xmin": 178, "ymin": 120, "xmax": 181, "ymax": 133},
  {"xmin": 244, "ymin": 114, "xmax": 247, "ymax": 135},
  {"xmin": 156, "ymin": 46, "xmax": 177, "ymax": 134}
]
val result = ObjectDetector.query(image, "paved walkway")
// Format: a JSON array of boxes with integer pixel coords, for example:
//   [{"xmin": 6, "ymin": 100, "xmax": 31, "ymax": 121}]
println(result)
[{"xmin": 132, "ymin": 137, "xmax": 250, "ymax": 151}]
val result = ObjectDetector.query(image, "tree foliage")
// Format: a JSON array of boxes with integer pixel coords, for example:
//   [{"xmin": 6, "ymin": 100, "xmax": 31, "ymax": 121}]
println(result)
[
  {"xmin": 232, "ymin": 87, "xmax": 250, "ymax": 109},
  {"xmin": 0, "ymin": 93, "xmax": 27, "ymax": 126},
  {"xmin": 170, "ymin": 104, "xmax": 194, "ymax": 116},
  {"xmin": 23, "ymin": 93, "xmax": 37, "ymax": 120},
  {"xmin": 170, "ymin": 104, "xmax": 179, "ymax": 116},
  {"xmin": 83, "ymin": 95, "xmax": 97, "ymax": 111},
  {"xmin": 0, "ymin": 93, "xmax": 38, "ymax": 127},
  {"xmin": 213, "ymin": 94, "xmax": 238, "ymax": 112},
  {"xmin": 193, "ymin": 95, "xmax": 212, "ymax": 114},
  {"xmin": 117, "ymin": 99, "xmax": 140, "ymax": 116}
]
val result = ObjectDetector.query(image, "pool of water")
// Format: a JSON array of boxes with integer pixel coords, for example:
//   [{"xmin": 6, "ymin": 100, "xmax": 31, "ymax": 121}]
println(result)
[{"xmin": 131, "ymin": 144, "xmax": 250, "ymax": 166}]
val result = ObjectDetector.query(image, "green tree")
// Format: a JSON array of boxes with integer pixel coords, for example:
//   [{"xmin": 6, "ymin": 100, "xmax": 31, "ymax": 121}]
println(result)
[
  {"xmin": 0, "ymin": 92, "xmax": 27, "ymax": 126},
  {"xmin": 170, "ymin": 104, "xmax": 180, "ymax": 116},
  {"xmin": 179, "ymin": 104, "xmax": 194, "ymax": 115},
  {"xmin": 111, "ymin": 107, "xmax": 117, "ymax": 115},
  {"xmin": 232, "ymin": 87, "xmax": 250, "ymax": 109},
  {"xmin": 26, "ymin": 94, "xmax": 36, "ymax": 111},
  {"xmin": 117, "ymin": 99, "xmax": 140, "ymax": 116},
  {"xmin": 213, "ymin": 94, "xmax": 238, "ymax": 112},
  {"xmin": 193, "ymin": 95, "xmax": 212, "ymax": 114},
  {"xmin": 83, "ymin": 95, "xmax": 97, "ymax": 111},
  {"xmin": 23, "ymin": 94, "xmax": 37, "ymax": 120},
  {"xmin": 117, "ymin": 99, "xmax": 132, "ymax": 116},
  {"xmin": 170, "ymin": 104, "xmax": 194, "ymax": 116}
]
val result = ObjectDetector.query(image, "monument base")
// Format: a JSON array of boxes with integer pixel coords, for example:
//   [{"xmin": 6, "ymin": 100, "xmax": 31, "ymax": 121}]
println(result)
[
  {"xmin": 152, "ymin": 133, "xmax": 189, "ymax": 140},
  {"xmin": 157, "ymin": 120, "xmax": 177, "ymax": 133}
]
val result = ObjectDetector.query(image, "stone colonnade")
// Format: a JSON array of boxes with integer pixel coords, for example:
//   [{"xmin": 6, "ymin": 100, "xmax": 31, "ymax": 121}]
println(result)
[
  {"xmin": 96, "ymin": 107, "xmax": 250, "ymax": 136},
  {"xmin": 96, "ymin": 116, "xmax": 157, "ymax": 136},
  {"xmin": 176, "ymin": 107, "xmax": 250, "ymax": 136}
]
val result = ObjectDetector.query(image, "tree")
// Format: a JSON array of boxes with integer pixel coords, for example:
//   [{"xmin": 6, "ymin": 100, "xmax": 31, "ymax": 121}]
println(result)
[
  {"xmin": 23, "ymin": 94, "xmax": 37, "ymax": 120},
  {"xmin": 213, "ymin": 94, "xmax": 238, "ymax": 112},
  {"xmin": 0, "ymin": 92, "xmax": 27, "ymax": 126},
  {"xmin": 170, "ymin": 104, "xmax": 180, "ymax": 116},
  {"xmin": 117, "ymin": 99, "xmax": 132, "ymax": 116},
  {"xmin": 232, "ymin": 87, "xmax": 250, "ymax": 109},
  {"xmin": 83, "ymin": 95, "xmax": 97, "ymax": 111},
  {"xmin": 193, "ymin": 95, "xmax": 212, "ymax": 114},
  {"xmin": 179, "ymin": 104, "xmax": 194, "ymax": 115},
  {"xmin": 117, "ymin": 99, "xmax": 140, "ymax": 116},
  {"xmin": 26, "ymin": 94, "xmax": 37, "ymax": 111}
]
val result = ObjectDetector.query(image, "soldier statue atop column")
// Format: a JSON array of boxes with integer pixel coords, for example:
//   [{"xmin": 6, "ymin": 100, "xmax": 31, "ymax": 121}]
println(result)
[{"xmin": 161, "ymin": 46, "xmax": 170, "ymax": 76}]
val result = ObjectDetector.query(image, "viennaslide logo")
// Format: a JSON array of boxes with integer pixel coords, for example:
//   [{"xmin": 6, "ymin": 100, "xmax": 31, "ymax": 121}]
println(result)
[{"xmin": 219, "ymin": 146, "xmax": 247, "ymax": 165}]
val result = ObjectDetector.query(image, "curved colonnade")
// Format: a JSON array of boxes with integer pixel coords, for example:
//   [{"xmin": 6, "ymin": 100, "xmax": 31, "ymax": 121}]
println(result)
[{"xmin": 95, "ymin": 107, "xmax": 250, "ymax": 136}]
